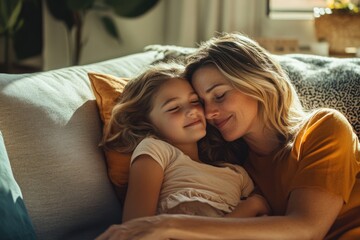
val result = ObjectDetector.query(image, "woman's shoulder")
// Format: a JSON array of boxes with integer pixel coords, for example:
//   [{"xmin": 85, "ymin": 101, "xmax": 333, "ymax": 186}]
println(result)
[
  {"xmin": 299, "ymin": 108, "xmax": 357, "ymax": 144},
  {"xmin": 308, "ymin": 108, "xmax": 348, "ymax": 123}
]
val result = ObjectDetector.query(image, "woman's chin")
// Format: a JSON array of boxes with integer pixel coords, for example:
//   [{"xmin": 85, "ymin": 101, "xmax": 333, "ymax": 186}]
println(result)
[{"xmin": 221, "ymin": 133, "xmax": 237, "ymax": 142}]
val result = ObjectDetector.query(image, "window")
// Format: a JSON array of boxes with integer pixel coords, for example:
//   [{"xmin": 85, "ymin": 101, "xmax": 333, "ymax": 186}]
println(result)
[{"xmin": 267, "ymin": 0, "xmax": 327, "ymax": 19}]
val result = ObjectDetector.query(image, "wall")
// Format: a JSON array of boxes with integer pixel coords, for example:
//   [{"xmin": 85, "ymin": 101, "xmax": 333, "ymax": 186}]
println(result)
[
  {"xmin": 43, "ymin": 1, "xmax": 166, "ymax": 70},
  {"xmin": 257, "ymin": 1, "xmax": 317, "ymax": 48},
  {"xmin": 42, "ymin": 0, "xmax": 319, "ymax": 71}
]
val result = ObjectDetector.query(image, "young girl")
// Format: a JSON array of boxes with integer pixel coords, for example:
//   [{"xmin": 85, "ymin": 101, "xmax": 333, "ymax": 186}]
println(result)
[{"xmin": 101, "ymin": 62, "xmax": 269, "ymax": 222}]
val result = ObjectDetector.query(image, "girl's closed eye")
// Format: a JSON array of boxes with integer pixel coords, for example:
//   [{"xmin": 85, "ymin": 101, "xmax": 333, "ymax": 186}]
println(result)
[
  {"xmin": 166, "ymin": 106, "xmax": 180, "ymax": 112},
  {"xmin": 190, "ymin": 98, "xmax": 201, "ymax": 105}
]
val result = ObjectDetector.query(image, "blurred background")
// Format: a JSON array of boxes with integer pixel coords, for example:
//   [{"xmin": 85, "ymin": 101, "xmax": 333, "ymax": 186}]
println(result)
[{"xmin": 1, "ymin": 0, "xmax": 359, "ymax": 73}]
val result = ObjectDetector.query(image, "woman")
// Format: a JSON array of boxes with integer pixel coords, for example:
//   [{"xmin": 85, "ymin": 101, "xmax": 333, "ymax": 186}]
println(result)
[{"xmin": 96, "ymin": 32, "xmax": 360, "ymax": 240}]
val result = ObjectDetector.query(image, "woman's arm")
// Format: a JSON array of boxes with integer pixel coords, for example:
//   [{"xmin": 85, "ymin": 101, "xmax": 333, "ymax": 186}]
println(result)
[
  {"xmin": 97, "ymin": 187, "xmax": 343, "ymax": 240},
  {"xmin": 225, "ymin": 194, "xmax": 270, "ymax": 218},
  {"xmin": 122, "ymin": 154, "xmax": 164, "ymax": 222}
]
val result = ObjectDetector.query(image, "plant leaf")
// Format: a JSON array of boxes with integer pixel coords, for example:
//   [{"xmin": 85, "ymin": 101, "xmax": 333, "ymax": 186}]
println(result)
[
  {"xmin": 0, "ymin": 0, "xmax": 8, "ymax": 30},
  {"xmin": 45, "ymin": 0, "xmax": 74, "ymax": 30},
  {"xmin": 101, "ymin": 16, "xmax": 121, "ymax": 42},
  {"xmin": 13, "ymin": 0, "xmax": 42, "ymax": 59},
  {"xmin": 105, "ymin": 0, "xmax": 159, "ymax": 18},
  {"xmin": 7, "ymin": 0, "xmax": 22, "ymax": 30},
  {"xmin": 66, "ymin": 0, "xmax": 95, "ymax": 11}
]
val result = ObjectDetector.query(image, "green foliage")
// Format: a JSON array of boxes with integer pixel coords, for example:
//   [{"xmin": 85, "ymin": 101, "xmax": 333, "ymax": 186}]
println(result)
[
  {"xmin": 0, "ymin": 0, "xmax": 24, "ymax": 36},
  {"xmin": 46, "ymin": 0, "xmax": 160, "ymax": 37},
  {"xmin": 66, "ymin": 0, "xmax": 95, "ymax": 11},
  {"xmin": 326, "ymin": 0, "xmax": 359, "ymax": 13},
  {"xmin": 101, "ymin": 15, "xmax": 120, "ymax": 42},
  {"xmin": 46, "ymin": 0, "xmax": 75, "ymax": 30},
  {"xmin": 13, "ymin": 0, "xmax": 42, "ymax": 59},
  {"xmin": 44, "ymin": 0, "xmax": 160, "ymax": 65},
  {"xmin": 105, "ymin": 0, "xmax": 160, "ymax": 18}
]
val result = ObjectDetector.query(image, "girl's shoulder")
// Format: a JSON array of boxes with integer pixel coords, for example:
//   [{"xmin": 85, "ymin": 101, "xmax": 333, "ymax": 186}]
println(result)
[
  {"xmin": 132, "ymin": 137, "xmax": 180, "ymax": 167},
  {"xmin": 137, "ymin": 136, "xmax": 174, "ymax": 151}
]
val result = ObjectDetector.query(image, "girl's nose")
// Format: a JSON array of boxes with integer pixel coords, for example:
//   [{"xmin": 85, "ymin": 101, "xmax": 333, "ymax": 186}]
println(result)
[{"xmin": 186, "ymin": 107, "xmax": 198, "ymax": 117}]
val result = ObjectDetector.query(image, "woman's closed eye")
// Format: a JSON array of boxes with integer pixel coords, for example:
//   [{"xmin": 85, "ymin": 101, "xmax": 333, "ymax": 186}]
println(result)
[{"xmin": 214, "ymin": 92, "xmax": 226, "ymax": 101}]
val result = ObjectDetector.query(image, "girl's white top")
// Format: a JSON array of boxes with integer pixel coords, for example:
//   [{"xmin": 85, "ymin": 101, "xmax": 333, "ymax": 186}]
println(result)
[{"xmin": 131, "ymin": 137, "xmax": 254, "ymax": 214}]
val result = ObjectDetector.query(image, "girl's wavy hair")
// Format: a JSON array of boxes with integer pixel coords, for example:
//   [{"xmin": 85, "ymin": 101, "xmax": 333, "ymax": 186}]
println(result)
[
  {"xmin": 184, "ymin": 32, "xmax": 307, "ymax": 159},
  {"xmin": 101, "ymin": 60, "xmax": 246, "ymax": 166},
  {"xmin": 101, "ymin": 62, "xmax": 186, "ymax": 153}
]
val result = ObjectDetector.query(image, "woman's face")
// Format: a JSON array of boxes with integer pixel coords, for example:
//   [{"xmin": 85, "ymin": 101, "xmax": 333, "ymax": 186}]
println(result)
[
  {"xmin": 191, "ymin": 65, "xmax": 259, "ymax": 142},
  {"xmin": 149, "ymin": 78, "xmax": 206, "ymax": 147}
]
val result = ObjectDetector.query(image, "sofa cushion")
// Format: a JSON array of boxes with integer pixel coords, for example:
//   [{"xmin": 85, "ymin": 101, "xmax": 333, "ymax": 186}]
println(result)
[
  {"xmin": 0, "ymin": 131, "xmax": 37, "ymax": 240},
  {"xmin": 88, "ymin": 72, "xmax": 132, "ymax": 202},
  {"xmin": 0, "ymin": 50, "xmax": 164, "ymax": 239}
]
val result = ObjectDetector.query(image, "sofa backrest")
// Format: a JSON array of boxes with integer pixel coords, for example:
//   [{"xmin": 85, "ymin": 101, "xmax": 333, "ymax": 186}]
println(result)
[{"xmin": 0, "ymin": 50, "xmax": 164, "ymax": 240}]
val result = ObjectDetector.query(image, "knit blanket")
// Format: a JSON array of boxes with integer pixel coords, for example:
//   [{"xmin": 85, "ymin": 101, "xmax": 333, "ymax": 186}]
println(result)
[{"xmin": 277, "ymin": 54, "xmax": 360, "ymax": 137}]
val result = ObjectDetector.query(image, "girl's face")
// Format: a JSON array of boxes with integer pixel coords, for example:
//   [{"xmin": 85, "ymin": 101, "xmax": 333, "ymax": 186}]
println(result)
[
  {"xmin": 149, "ymin": 78, "xmax": 206, "ymax": 147},
  {"xmin": 191, "ymin": 65, "xmax": 259, "ymax": 142}
]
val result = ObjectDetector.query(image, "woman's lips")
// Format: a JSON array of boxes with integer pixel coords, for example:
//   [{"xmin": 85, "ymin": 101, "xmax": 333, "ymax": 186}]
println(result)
[{"xmin": 214, "ymin": 115, "xmax": 231, "ymax": 129}]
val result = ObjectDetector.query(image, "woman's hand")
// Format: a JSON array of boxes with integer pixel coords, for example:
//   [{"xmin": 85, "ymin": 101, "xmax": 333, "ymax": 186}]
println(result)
[
  {"xmin": 225, "ymin": 194, "xmax": 271, "ymax": 218},
  {"xmin": 95, "ymin": 215, "xmax": 170, "ymax": 240}
]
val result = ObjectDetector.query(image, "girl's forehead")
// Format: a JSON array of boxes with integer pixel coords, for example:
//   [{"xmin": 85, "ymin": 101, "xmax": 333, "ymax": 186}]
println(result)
[{"xmin": 154, "ymin": 79, "xmax": 195, "ymax": 102}]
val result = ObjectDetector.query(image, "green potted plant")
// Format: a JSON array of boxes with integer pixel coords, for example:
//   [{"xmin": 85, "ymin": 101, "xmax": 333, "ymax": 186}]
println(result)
[
  {"xmin": 0, "ymin": 0, "xmax": 23, "ymax": 73},
  {"xmin": 46, "ymin": 0, "xmax": 160, "ymax": 65},
  {"xmin": 325, "ymin": 0, "xmax": 359, "ymax": 13},
  {"xmin": 314, "ymin": 0, "xmax": 360, "ymax": 55},
  {"xmin": 0, "ymin": 0, "xmax": 42, "ymax": 73}
]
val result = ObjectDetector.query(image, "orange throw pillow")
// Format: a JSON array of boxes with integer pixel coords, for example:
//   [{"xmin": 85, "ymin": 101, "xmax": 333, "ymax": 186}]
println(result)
[{"xmin": 88, "ymin": 72, "xmax": 131, "ymax": 202}]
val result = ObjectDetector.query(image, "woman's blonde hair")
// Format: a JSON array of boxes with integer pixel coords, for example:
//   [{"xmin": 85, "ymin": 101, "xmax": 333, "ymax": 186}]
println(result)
[
  {"xmin": 101, "ymin": 62, "xmax": 185, "ymax": 153},
  {"xmin": 185, "ymin": 32, "xmax": 307, "ymax": 158}
]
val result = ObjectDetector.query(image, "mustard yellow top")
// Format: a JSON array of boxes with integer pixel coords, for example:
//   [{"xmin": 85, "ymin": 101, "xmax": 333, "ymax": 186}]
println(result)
[{"xmin": 244, "ymin": 108, "xmax": 360, "ymax": 239}]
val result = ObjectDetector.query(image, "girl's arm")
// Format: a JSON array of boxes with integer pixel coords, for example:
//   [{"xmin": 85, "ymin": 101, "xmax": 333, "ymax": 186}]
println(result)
[
  {"xmin": 225, "ymin": 194, "xmax": 270, "ymax": 218},
  {"xmin": 97, "ymin": 187, "xmax": 343, "ymax": 240},
  {"xmin": 122, "ymin": 154, "xmax": 164, "ymax": 222}
]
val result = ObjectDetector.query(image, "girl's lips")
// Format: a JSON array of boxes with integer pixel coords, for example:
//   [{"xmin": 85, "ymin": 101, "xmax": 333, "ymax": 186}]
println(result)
[
  {"xmin": 184, "ymin": 120, "xmax": 202, "ymax": 128},
  {"xmin": 214, "ymin": 115, "xmax": 231, "ymax": 129}
]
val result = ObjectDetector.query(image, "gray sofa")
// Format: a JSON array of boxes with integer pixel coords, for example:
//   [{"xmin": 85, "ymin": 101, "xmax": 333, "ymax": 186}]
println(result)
[{"xmin": 0, "ymin": 46, "xmax": 359, "ymax": 240}]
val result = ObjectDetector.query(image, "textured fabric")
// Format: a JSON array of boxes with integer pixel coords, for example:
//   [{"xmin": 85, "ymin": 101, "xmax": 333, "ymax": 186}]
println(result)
[
  {"xmin": 132, "ymin": 137, "xmax": 254, "ymax": 215},
  {"xmin": 165, "ymin": 201, "xmax": 225, "ymax": 217},
  {"xmin": 244, "ymin": 109, "xmax": 360, "ymax": 239},
  {"xmin": 0, "ymin": 132, "xmax": 36, "ymax": 240},
  {"xmin": 0, "ymin": 50, "xmax": 163, "ymax": 240},
  {"xmin": 276, "ymin": 54, "xmax": 360, "ymax": 138}
]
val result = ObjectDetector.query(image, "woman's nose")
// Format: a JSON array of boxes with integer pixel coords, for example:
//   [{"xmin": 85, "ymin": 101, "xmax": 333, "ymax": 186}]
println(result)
[{"xmin": 204, "ymin": 104, "xmax": 218, "ymax": 119}]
